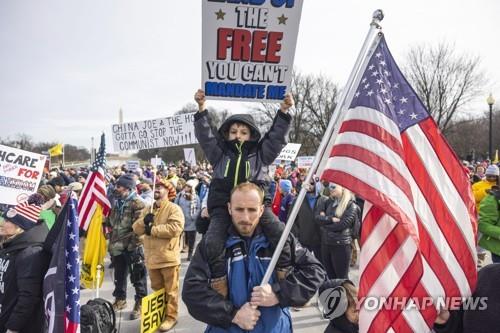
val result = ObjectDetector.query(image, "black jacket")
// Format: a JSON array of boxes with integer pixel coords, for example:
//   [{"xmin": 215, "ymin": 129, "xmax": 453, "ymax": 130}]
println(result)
[
  {"xmin": 433, "ymin": 263, "xmax": 500, "ymax": 333},
  {"xmin": 182, "ymin": 228, "xmax": 326, "ymax": 329},
  {"xmin": 291, "ymin": 194, "xmax": 326, "ymax": 247},
  {"xmin": 194, "ymin": 110, "xmax": 291, "ymax": 210},
  {"xmin": 315, "ymin": 199, "xmax": 359, "ymax": 246},
  {"xmin": 0, "ymin": 223, "xmax": 49, "ymax": 333}
]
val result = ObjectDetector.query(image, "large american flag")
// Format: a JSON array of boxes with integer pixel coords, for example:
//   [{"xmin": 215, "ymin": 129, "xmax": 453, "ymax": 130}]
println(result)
[
  {"xmin": 78, "ymin": 133, "xmax": 111, "ymax": 231},
  {"xmin": 43, "ymin": 195, "xmax": 81, "ymax": 333},
  {"xmin": 321, "ymin": 35, "xmax": 477, "ymax": 332}
]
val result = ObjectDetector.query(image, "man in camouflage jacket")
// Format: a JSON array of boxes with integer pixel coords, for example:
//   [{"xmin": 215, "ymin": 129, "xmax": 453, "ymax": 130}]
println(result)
[{"xmin": 105, "ymin": 173, "xmax": 148, "ymax": 320}]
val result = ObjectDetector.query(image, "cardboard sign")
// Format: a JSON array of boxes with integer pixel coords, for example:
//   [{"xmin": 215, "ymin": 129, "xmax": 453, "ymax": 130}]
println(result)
[
  {"xmin": 141, "ymin": 288, "xmax": 166, "ymax": 333},
  {"xmin": 202, "ymin": 0, "xmax": 304, "ymax": 101},
  {"xmin": 183, "ymin": 148, "xmax": 197, "ymax": 166},
  {"xmin": 297, "ymin": 155, "xmax": 314, "ymax": 168},
  {"xmin": 0, "ymin": 144, "xmax": 46, "ymax": 205},
  {"xmin": 276, "ymin": 143, "xmax": 301, "ymax": 161},
  {"xmin": 111, "ymin": 113, "xmax": 197, "ymax": 152},
  {"xmin": 126, "ymin": 160, "xmax": 140, "ymax": 171}
]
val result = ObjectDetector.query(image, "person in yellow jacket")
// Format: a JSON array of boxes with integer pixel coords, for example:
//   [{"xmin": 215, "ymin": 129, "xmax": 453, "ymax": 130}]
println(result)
[
  {"xmin": 472, "ymin": 164, "xmax": 499, "ymax": 212},
  {"xmin": 133, "ymin": 178, "xmax": 185, "ymax": 332}
]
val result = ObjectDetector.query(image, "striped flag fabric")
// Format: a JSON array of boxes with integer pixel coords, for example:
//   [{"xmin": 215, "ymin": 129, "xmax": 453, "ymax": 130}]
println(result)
[
  {"xmin": 78, "ymin": 133, "xmax": 111, "ymax": 231},
  {"xmin": 320, "ymin": 35, "xmax": 477, "ymax": 332},
  {"xmin": 43, "ymin": 195, "xmax": 81, "ymax": 333}
]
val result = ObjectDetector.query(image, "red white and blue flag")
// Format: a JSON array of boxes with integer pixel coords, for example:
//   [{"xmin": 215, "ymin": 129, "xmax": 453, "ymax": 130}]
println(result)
[
  {"xmin": 43, "ymin": 195, "xmax": 80, "ymax": 333},
  {"xmin": 78, "ymin": 133, "xmax": 111, "ymax": 231},
  {"xmin": 321, "ymin": 35, "xmax": 477, "ymax": 332}
]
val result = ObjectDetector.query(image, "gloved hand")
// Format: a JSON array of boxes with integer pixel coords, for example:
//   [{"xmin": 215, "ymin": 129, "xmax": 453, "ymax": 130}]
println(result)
[
  {"xmin": 145, "ymin": 223, "xmax": 152, "ymax": 236},
  {"xmin": 144, "ymin": 213, "xmax": 154, "ymax": 226}
]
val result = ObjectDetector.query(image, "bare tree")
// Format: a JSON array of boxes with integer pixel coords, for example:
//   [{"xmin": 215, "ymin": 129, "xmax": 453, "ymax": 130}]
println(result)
[
  {"xmin": 403, "ymin": 42, "xmax": 486, "ymax": 134},
  {"xmin": 251, "ymin": 70, "xmax": 339, "ymax": 155}
]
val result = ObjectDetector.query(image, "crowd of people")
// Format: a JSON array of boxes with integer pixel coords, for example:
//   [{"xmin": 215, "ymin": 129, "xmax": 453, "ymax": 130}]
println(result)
[{"xmin": 0, "ymin": 90, "xmax": 498, "ymax": 332}]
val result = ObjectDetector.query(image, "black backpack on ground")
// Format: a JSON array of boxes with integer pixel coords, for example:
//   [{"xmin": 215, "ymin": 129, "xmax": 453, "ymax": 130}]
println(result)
[{"xmin": 81, "ymin": 298, "xmax": 116, "ymax": 333}]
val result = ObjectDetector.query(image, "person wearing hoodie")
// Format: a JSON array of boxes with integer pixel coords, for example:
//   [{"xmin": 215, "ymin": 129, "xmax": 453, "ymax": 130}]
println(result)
[
  {"xmin": 193, "ymin": 89, "xmax": 294, "ymax": 298},
  {"xmin": 278, "ymin": 179, "xmax": 295, "ymax": 224},
  {"xmin": 0, "ymin": 194, "xmax": 49, "ymax": 333},
  {"xmin": 478, "ymin": 185, "xmax": 500, "ymax": 263}
]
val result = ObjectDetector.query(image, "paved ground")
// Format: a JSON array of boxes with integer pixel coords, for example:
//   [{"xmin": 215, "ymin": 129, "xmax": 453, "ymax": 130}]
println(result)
[
  {"xmin": 81, "ymin": 246, "xmax": 491, "ymax": 333},
  {"xmin": 81, "ymin": 248, "xmax": 359, "ymax": 333}
]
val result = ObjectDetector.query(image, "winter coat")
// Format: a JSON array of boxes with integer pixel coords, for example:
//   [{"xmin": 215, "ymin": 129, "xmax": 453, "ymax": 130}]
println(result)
[
  {"xmin": 472, "ymin": 180, "xmax": 497, "ymax": 212},
  {"xmin": 478, "ymin": 187, "xmax": 500, "ymax": 256},
  {"xmin": 278, "ymin": 193, "xmax": 295, "ymax": 223},
  {"xmin": 182, "ymin": 227, "xmax": 326, "ymax": 331},
  {"xmin": 291, "ymin": 194, "xmax": 326, "ymax": 247},
  {"xmin": 106, "ymin": 192, "xmax": 146, "ymax": 256},
  {"xmin": 175, "ymin": 191, "xmax": 200, "ymax": 232},
  {"xmin": 433, "ymin": 263, "xmax": 500, "ymax": 333},
  {"xmin": 133, "ymin": 199, "xmax": 184, "ymax": 269},
  {"xmin": 194, "ymin": 111, "xmax": 291, "ymax": 210},
  {"xmin": 0, "ymin": 223, "xmax": 49, "ymax": 333},
  {"xmin": 315, "ymin": 199, "xmax": 359, "ymax": 246}
]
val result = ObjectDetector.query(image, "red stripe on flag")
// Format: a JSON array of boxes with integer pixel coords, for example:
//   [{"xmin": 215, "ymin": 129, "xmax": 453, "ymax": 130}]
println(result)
[
  {"xmin": 330, "ymin": 144, "xmax": 413, "ymax": 202},
  {"xmin": 339, "ymin": 119, "xmax": 404, "ymax": 157},
  {"xmin": 359, "ymin": 204, "xmax": 385, "ymax": 247},
  {"xmin": 401, "ymin": 135, "xmax": 477, "ymax": 290},
  {"xmin": 78, "ymin": 172, "xmax": 97, "ymax": 211}
]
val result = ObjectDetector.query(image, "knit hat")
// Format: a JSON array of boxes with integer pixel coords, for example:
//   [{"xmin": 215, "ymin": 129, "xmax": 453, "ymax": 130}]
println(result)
[
  {"xmin": 37, "ymin": 185, "xmax": 56, "ymax": 201},
  {"xmin": 2, "ymin": 194, "xmax": 43, "ymax": 230},
  {"xmin": 485, "ymin": 164, "xmax": 500, "ymax": 177},
  {"xmin": 279, "ymin": 179, "xmax": 293, "ymax": 194},
  {"xmin": 116, "ymin": 174, "xmax": 136, "ymax": 190}
]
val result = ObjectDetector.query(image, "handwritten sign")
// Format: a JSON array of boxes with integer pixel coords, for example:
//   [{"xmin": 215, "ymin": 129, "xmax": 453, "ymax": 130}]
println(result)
[
  {"xmin": 276, "ymin": 143, "xmax": 301, "ymax": 161},
  {"xmin": 111, "ymin": 113, "xmax": 197, "ymax": 152},
  {"xmin": 0, "ymin": 144, "xmax": 46, "ymax": 205},
  {"xmin": 141, "ymin": 288, "xmax": 166, "ymax": 333},
  {"xmin": 183, "ymin": 148, "xmax": 197, "ymax": 166},
  {"xmin": 202, "ymin": 0, "xmax": 304, "ymax": 101},
  {"xmin": 126, "ymin": 160, "xmax": 140, "ymax": 171}
]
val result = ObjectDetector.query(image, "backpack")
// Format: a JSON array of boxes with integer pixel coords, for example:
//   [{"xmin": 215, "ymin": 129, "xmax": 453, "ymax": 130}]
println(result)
[{"xmin": 81, "ymin": 298, "xmax": 117, "ymax": 333}]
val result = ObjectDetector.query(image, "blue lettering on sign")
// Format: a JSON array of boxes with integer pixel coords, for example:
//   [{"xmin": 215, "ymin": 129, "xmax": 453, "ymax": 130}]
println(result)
[
  {"xmin": 266, "ymin": 85, "xmax": 286, "ymax": 100},
  {"xmin": 205, "ymin": 81, "xmax": 266, "ymax": 99},
  {"xmin": 207, "ymin": 0, "xmax": 294, "ymax": 7}
]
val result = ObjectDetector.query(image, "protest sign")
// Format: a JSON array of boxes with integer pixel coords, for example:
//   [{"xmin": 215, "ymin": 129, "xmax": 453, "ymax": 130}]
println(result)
[
  {"xmin": 126, "ymin": 160, "xmax": 140, "ymax": 171},
  {"xmin": 141, "ymin": 288, "xmax": 166, "ymax": 333},
  {"xmin": 112, "ymin": 113, "xmax": 197, "ymax": 152},
  {"xmin": 150, "ymin": 157, "xmax": 163, "ymax": 168},
  {"xmin": 297, "ymin": 155, "xmax": 314, "ymax": 168},
  {"xmin": 0, "ymin": 144, "xmax": 46, "ymax": 205},
  {"xmin": 183, "ymin": 148, "xmax": 197, "ymax": 166},
  {"xmin": 276, "ymin": 143, "xmax": 301, "ymax": 161},
  {"xmin": 202, "ymin": 0, "xmax": 304, "ymax": 102}
]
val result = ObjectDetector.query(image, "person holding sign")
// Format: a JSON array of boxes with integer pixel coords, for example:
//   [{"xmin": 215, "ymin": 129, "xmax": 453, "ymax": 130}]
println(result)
[
  {"xmin": 182, "ymin": 183, "xmax": 325, "ymax": 332},
  {"xmin": 193, "ymin": 89, "xmax": 294, "ymax": 298}
]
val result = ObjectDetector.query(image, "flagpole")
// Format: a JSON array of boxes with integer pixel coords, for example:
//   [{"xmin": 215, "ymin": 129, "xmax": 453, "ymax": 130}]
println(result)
[
  {"xmin": 62, "ymin": 144, "xmax": 65, "ymax": 168},
  {"xmin": 150, "ymin": 154, "xmax": 158, "ymax": 213},
  {"xmin": 260, "ymin": 10, "xmax": 384, "ymax": 286}
]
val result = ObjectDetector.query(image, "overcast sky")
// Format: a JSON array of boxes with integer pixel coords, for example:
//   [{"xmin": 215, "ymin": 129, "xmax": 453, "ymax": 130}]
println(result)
[{"xmin": 1, "ymin": 0, "xmax": 499, "ymax": 152}]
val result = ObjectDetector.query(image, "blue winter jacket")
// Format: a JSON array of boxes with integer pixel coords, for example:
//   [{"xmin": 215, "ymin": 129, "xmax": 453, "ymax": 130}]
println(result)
[{"xmin": 206, "ymin": 233, "xmax": 292, "ymax": 333}]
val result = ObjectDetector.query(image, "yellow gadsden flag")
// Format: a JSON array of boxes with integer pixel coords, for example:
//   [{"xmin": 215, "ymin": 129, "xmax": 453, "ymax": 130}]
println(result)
[
  {"xmin": 80, "ymin": 205, "xmax": 107, "ymax": 289},
  {"xmin": 48, "ymin": 143, "xmax": 63, "ymax": 157}
]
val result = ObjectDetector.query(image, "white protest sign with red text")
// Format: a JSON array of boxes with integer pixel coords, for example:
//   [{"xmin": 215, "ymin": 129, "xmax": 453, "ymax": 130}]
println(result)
[
  {"xmin": 202, "ymin": 0, "xmax": 304, "ymax": 102},
  {"xmin": 0, "ymin": 144, "xmax": 46, "ymax": 205}
]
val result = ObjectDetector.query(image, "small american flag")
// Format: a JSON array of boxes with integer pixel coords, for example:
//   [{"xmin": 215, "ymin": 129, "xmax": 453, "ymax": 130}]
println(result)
[
  {"xmin": 43, "ymin": 195, "xmax": 81, "ymax": 333},
  {"xmin": 321, "ymin": 35, "xmax": 477, "ymax": 332},
  {"xmin": 78, "ymin": 133, "xmax": 111, "ymax": 231}
]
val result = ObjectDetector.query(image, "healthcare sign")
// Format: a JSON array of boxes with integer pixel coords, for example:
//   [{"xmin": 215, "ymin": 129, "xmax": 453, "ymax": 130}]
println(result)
[
  {"xmin": 0, "ymin": 144, "xmax": 46, "ymax": 205},
  {"xmin": 202, "ymin": 0, "xmax": 304, "ymax": 101}
]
